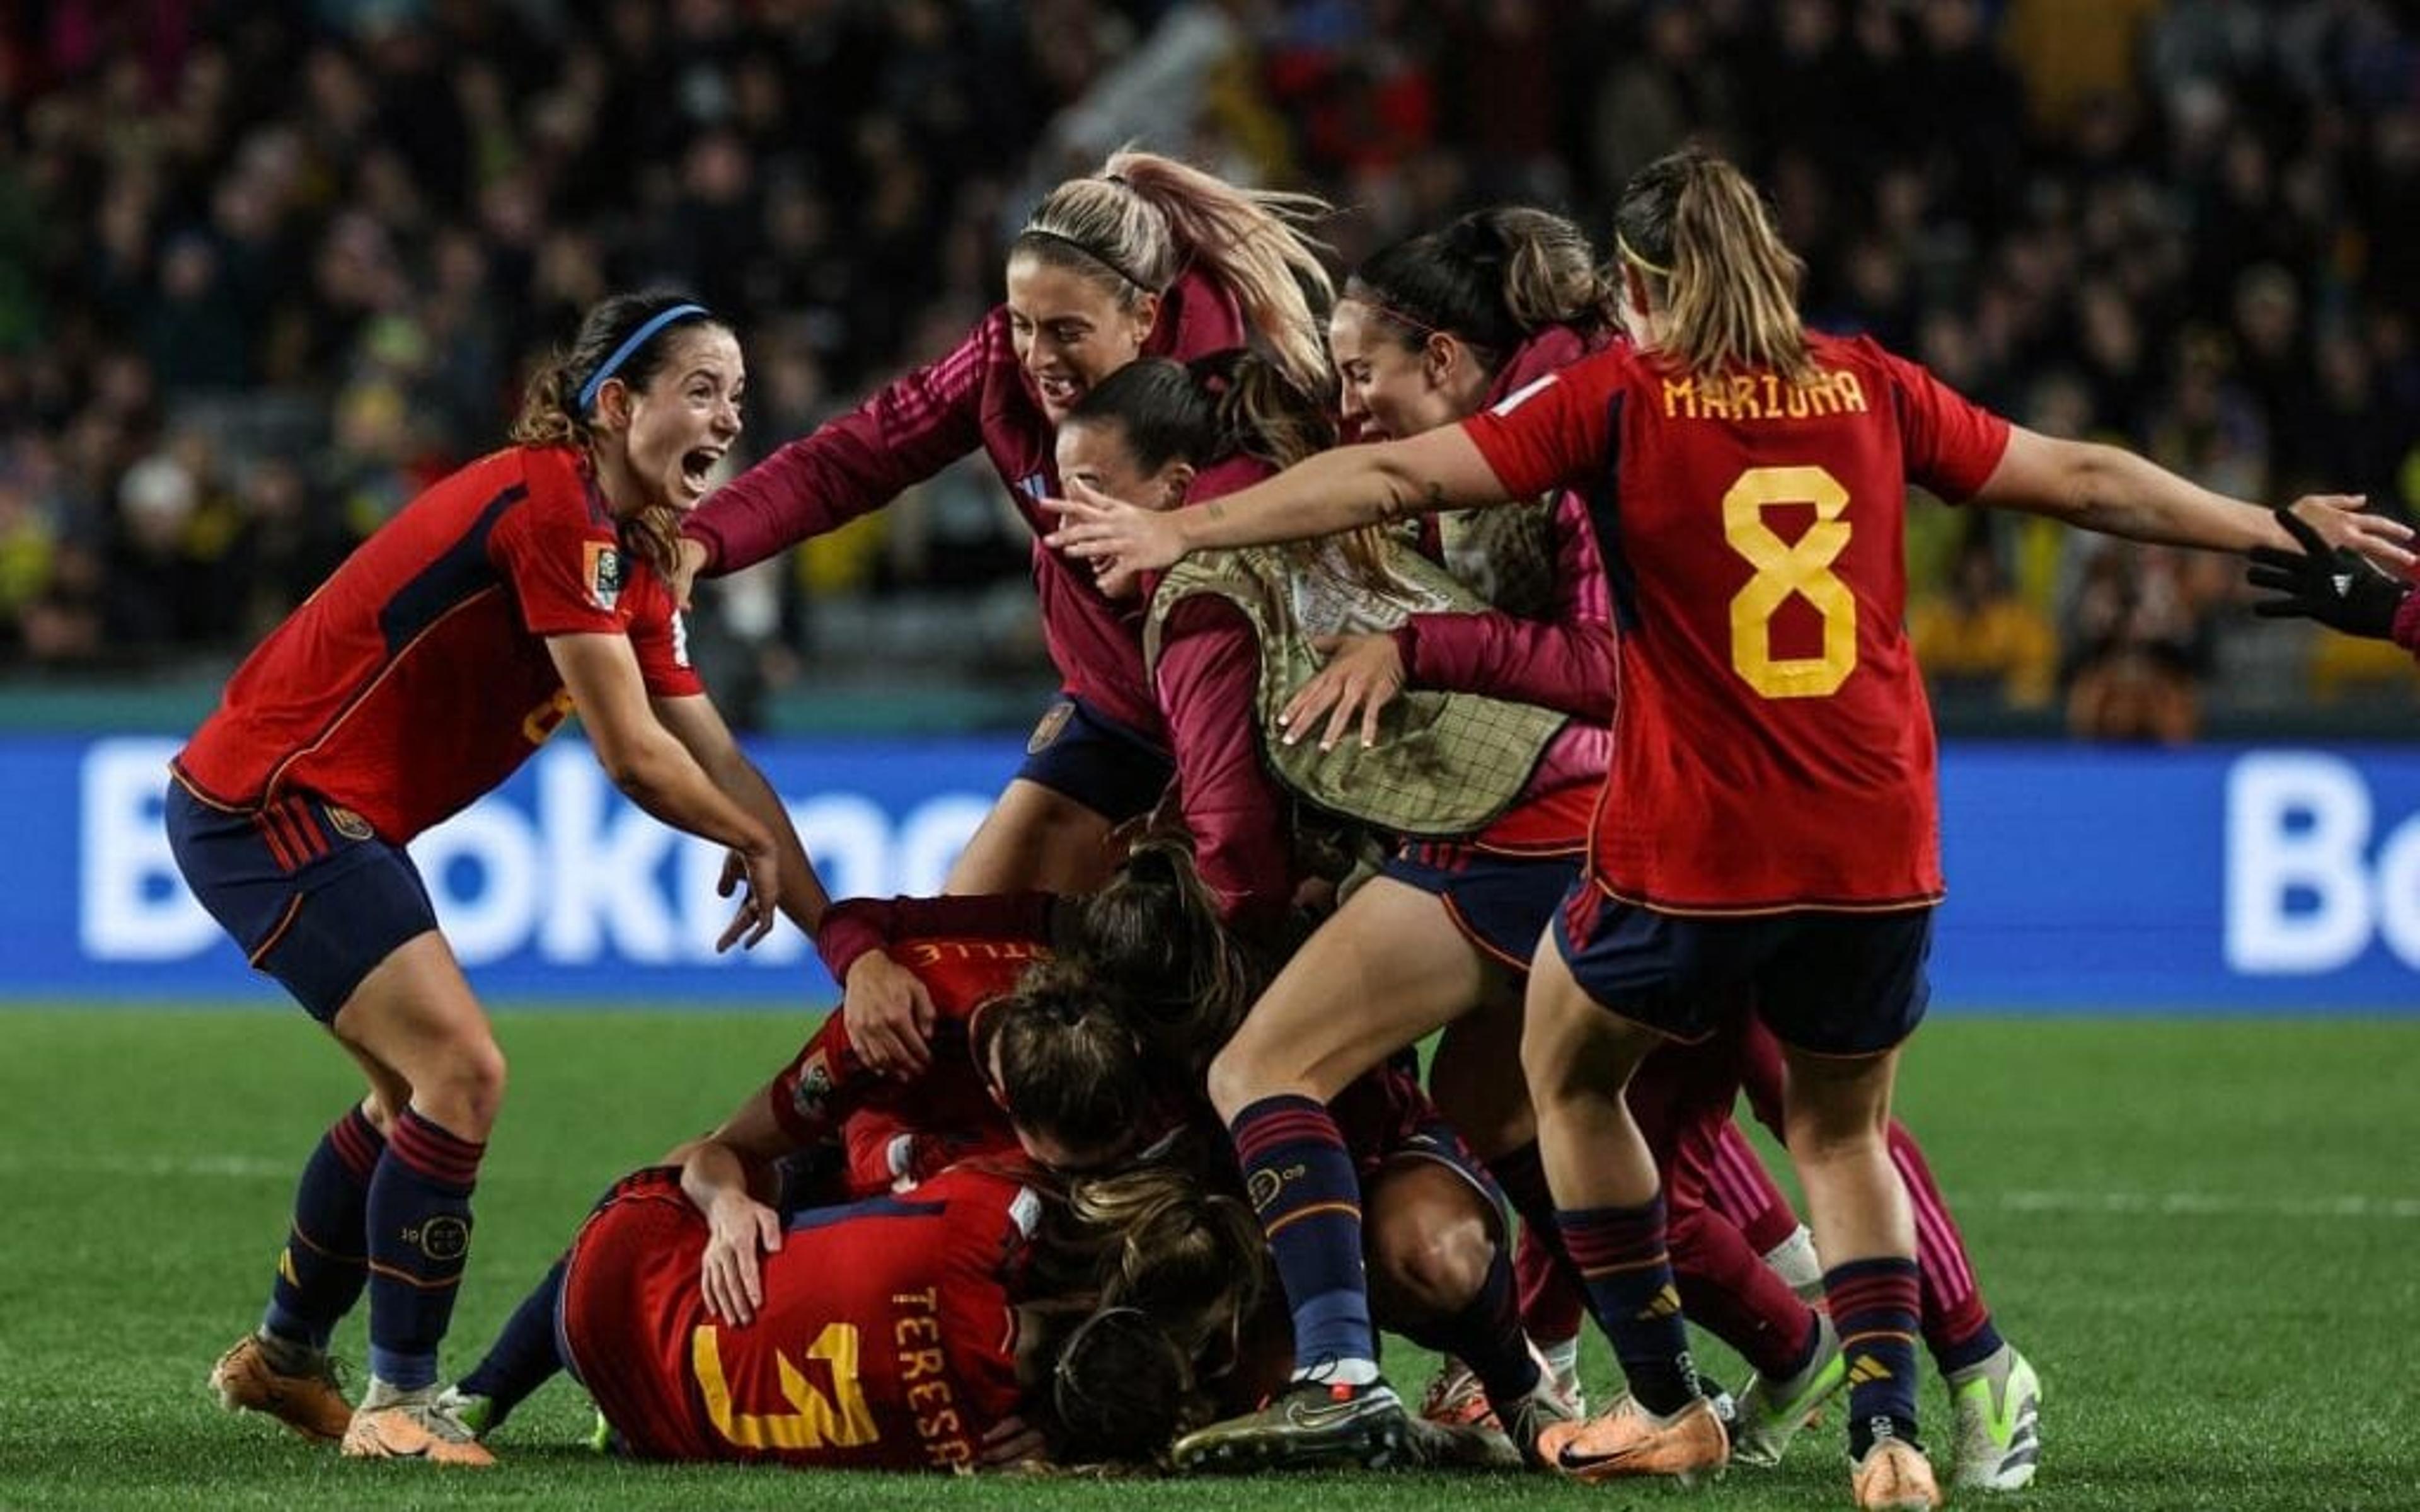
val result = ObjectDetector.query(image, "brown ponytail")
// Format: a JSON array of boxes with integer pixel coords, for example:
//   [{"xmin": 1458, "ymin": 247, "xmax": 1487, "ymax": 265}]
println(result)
[{"xmin": 1614, "ymin": 149, "xmax": 1812, "ymax": 382}]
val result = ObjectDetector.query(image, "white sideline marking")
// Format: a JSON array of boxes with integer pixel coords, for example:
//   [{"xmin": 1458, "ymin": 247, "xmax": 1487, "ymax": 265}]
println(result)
[
  {"xmin": 16, "ymin": 1155, "xmax": 2420, "ymax": 1220},
  {"xmin": 1995, "ymin": 1189, "xmax": 2420, "ymax": 1220}
]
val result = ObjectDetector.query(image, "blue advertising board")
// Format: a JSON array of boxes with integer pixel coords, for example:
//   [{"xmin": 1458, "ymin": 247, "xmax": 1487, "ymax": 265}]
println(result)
[{"xmin": 4, "ymin": 734, "xmax": 2416, "ymax": 1010}]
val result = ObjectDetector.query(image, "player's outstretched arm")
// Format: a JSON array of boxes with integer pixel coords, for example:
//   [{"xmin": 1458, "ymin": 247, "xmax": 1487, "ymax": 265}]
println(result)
[
  {"xmin": 651, "ymin": 689, "xmax": 836, "ymax": 944},
  {"xmin": 1971, "ymin": 425, "xmax": 2417, "ymax": 571},
  {"xmin": 547, "ymin": 633, "xmax": 782, "ymax": 949},
  {"xmin": 1044, "ymin": 424, "xmax": 1506, "ymax": 597}
]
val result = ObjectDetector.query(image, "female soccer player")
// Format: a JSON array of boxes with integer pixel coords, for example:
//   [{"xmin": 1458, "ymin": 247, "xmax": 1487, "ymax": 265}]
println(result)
[
  {"xmin": 173, "ymin": 293, "xmax": 845, "ymax": 1467},
  {"xmin": 558, "ymin": 1159, "xmax": 1266, "ymax": 1470},
  {"xmin": 1046, "ymin": 149, "xmax": 2411, "ymax": 1509},
  {"xmin": 675, "ymin": 149, "xmax": 1332, "ymax": 926}
]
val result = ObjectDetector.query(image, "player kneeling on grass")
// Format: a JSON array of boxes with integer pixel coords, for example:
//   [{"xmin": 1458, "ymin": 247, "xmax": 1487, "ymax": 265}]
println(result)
[{"xmin": 176, "ymin": 293, "xmax": 855, "ymax": 1467}]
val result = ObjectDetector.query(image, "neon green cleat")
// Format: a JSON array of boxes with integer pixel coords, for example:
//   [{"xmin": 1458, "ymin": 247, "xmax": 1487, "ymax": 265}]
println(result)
[
  {"xmin": 1947, "ymin": 1344, "xmax": 2040, "ymax": 1491},
  {"xmin": 1731, "ymin": 1314, "xmax": 1847, "ymax": 1467}
]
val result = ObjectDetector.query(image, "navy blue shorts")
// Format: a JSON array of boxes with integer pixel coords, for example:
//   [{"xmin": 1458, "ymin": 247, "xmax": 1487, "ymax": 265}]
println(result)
[
  {"xmin": 1552, "ymin": 883, "xmax": 1933, "ymax": 1057},
  {"xmin": 1381, "ymin": 842, "xmax": 1577, "ymax": 971},
  {"xmin": 1012, "ymin": 694, "xmax": 1175, "ymax": 824},
  {"xmin": 165, "ymin": 779, "xmax": 439, "ymax": 1022}
]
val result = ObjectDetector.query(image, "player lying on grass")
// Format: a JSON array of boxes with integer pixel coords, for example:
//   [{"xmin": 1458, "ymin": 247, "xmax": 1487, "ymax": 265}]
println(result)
[
  {"xmin": 561, "ymin": 1158, "xmax": 1266, "ymax": 1470},
  {"xmin": 1046, "ymin": 147, "xmax": 2411, "ymax": 1509},
  {"xmin": 174, "ymin": 292, "xmax": 869, "ymax": 1468}
]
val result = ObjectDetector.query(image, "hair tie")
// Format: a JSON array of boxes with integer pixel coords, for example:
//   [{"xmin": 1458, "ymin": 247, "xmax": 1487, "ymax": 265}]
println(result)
[
  {"xmin": 578, "ymin": 302, "xmax": 708, "ymax": 412},
  {"xmin": 1615, "ymin": 231, "xmax": 1671, "ymax": 280}
]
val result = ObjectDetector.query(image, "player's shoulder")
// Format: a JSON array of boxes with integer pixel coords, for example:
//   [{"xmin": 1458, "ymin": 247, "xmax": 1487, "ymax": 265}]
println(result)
[{"xmin": 916, "ymin": 1163, "xmax": 1047, "ymax": 1244}]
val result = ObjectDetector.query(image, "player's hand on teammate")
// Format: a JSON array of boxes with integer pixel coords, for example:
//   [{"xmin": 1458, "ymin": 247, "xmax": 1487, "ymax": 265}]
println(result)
[
  {"xmin": 714, "ymin": 845, "xmax": 783, "ymax": 952},
  {"xmin": 2283, "ymin": 493, "xmax": 2417, "ymax": 576},
  {"xmin": 700, "ymin": 1191, "xmax": 783, "ymax": 1327},
  {"xmin": 2249, "ymin": 503, "xmax": 2414, "ymax": 639},
  {"xmin": 843, "ymin": 949, "xmax": 939, "ymax": 1075},
  {"xmin": 1280, "ymin": 633, "xmax": 1407, "ymax": 752},
  {"xmin": 667, "ymin": 537, "xmax": 709, "ymax": 612},
  {"xmin": 1043, "ymin": 479, "xmax": 1189, "ymax": 598}
]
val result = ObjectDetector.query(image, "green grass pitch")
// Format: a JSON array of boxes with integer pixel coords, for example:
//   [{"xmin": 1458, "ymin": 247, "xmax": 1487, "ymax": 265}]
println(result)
[{"xmin": 4, "ymin": 1009, "xmax": 2416, "ymax": 1509}]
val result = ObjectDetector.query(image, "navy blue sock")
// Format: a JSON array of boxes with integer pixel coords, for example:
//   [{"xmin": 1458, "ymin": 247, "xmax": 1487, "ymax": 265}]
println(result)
[
  {"xmin": 1397, "ymin": 1238, "xmax": 1540, "ymax": 1407},
  {"xmin": 1936, "ymin": 1315, "xmax": 2007, "ymax": 1378},
  {"xmin": 262, "ymin": 1104, "xmax": 384, "ymax": 1351},
  {"xmin": 1230, "ymin": 1094, "xmax": 1376, "ymax": 1380},
  {"xmin": 1557, "ymin": 1195, "xmax": 1699, "ymax": 1415},
  {"xmin": 365, "ymin": 1108, "xmax": 483, "ymax": 1390},
  {"xmin": 457, "ymin": 1254, "xmax": 567, "ymax": 1424},
  {"xmin": 1828, "ymin": 1256, "xmax": 1924, "ymax": 1457}
]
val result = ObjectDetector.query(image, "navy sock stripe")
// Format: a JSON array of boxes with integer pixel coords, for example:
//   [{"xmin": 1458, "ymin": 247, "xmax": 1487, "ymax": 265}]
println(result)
[
  {"xmin": 1230, "ymin": 1094, "xmax": 1374, "ymax": 1373},
  {"xmin": 1557, "ymin": 1195, "xmax": 1698, "ymax": 1416}
]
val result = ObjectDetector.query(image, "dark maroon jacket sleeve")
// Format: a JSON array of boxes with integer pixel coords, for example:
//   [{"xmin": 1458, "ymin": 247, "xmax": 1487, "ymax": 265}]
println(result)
[
  {"xmin": 1153, "ymin": 596, "xmax": 1293, "ymax": 930},
  {"xmin": 814, "ymin": 892, "xmax": 1059, "ymax": 982},
  {"xmin": 684, "ymin": 312, "xmax": 1000, "ymax": 575},
  {"xmin": 1394, "ymin": 490, "xmax": 1618, "ymax": 721},
  {"xmin": 2397, "ymin": 587, "xmax": 2420, "ymax": 661}
]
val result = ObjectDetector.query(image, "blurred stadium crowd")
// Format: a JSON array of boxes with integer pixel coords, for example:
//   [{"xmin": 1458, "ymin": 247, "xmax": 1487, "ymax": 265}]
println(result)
[{"xmin": 3, "ymin": 0, "xmax": 2416, "ymax": 732}]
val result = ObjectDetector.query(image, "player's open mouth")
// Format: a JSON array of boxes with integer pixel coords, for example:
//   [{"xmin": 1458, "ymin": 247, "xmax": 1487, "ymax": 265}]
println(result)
[
  {"xmin": 1035, "ymin": 374, "xmax": 1079, "ymax": 407},
  {"xmin": 680, "ymin": 447, "xmax": 723, "ymax": 491}
]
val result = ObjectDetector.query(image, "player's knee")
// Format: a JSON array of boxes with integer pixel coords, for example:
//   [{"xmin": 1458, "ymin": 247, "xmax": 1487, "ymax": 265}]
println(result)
[
  {"xmin": 421, "ymin": 1036, "xmax": 508, "ymax": 1138},
  {"xmin": 1204, "ymin": 1035, "xmax": 1276, "ymax": 1121},
  {"xmin": 1369, "ymin": 1205, "xmax": 1491, "ymax": 1319}
]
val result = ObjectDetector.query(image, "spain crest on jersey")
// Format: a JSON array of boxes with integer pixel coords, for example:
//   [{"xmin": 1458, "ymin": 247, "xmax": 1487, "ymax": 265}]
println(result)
[{"xmin": 584, "ymin": 541, "xmax": 623, "ymax": 612}]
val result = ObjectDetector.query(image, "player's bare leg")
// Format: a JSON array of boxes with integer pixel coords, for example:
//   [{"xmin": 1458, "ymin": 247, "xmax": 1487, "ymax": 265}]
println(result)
[
  {"xmin": 1782, "ymin": 1043, "xmax": 1939, "ymax": 1509},
  {"xmin": 942, "ymin": 778, "xmax": 1121, "ymax": 894},
  {"xmin": 1519, "ymin": 942, "xmax": 1726, "ymax": 1484},
  {"xmin": 325, "ymin": 934, "xmax": 502, "ymax": 1467},
  {"xmin": 1177, "ymin": 882, "xmax": 1504, "ymax": 1473}
]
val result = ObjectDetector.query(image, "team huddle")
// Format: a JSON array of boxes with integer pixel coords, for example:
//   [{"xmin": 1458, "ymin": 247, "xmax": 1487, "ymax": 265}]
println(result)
[{"xmin": 169, "ymin": 144, "xmax": 2420, "ymax": 1511}]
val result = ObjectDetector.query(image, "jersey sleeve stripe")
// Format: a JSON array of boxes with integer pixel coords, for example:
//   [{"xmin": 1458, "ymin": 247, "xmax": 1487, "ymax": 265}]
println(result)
[{"xmin": 376, "ymin": 484, "xmax": 526, "ymax": 656}]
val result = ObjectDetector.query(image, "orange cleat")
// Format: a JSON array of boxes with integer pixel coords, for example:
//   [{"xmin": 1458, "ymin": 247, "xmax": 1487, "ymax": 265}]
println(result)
[
  {"xmin": 339, "ymin": 1390, "xmax": 498, "ymax": 1467},
  {"xmin": 1538, "ymin": 1394, "xmax": 1728, "ymax": 1486},
  {"xmin": 208, "ymin": 1333, "xmax": 353, "ymax": 1443},
  {"xmin": 1850, "ymin": 1436, "xmax": 1942, "ymax": 1510}
]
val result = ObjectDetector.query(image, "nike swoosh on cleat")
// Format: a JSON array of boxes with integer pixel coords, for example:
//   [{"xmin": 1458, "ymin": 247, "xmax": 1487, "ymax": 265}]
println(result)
[
  {"xmin": 1555, "ymin": 1442, "xmax": 1649, "ymax": 1474},
  {"xmin": 1284, "ymin": 1398, "xmax": 1384, "ymax": 1433}
]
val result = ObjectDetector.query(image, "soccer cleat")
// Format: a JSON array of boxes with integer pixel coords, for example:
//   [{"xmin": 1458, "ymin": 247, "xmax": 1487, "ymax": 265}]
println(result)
[
  {"xmin": 1947, "ymin": 1344, "xmax": 2041, "ymax": 1491},
  {"xmin": 432, "ymin": 1384, "xmax": 494, "ymax": 1440},
  {"xmin": 1731, "ymin": 1315, "xmax": 1848, "ymax": 1467},
  {"xmin": 1537, "ymin": 1393, "xmax": 1729, "ymax": 1486},
  {"xmin": 1398, "ymin": 1412, "xmax": 1524, "ymax": 1472},
  {"xmin": 1851, "ymin": 1435, "xmax": 1942, "ymax": 1509},
  {"xmin": 209, "ymin": 1332, "xmax": 354, "ymax": 1443},
  {"xmin": 1417, "ymin": 1358, "xmax": 1494, "ymax": 1428},
  {"xmin": 340, "ymin": 1382, "xmax": 497, "ymax": 1467},
  {"xmin": 1170, "ymin": 1377, "xmax": 1410, "ymax": 1473},
  {"xmin": 1489, "ymin": 1366, "xmax": 1582, "ymax": 1468}
]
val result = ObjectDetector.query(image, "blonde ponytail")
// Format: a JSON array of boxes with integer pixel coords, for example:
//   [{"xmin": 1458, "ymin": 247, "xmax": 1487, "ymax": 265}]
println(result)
[{"xmin": 1615, "ymin": 149, "xmax": 1812, "ymax": 382}]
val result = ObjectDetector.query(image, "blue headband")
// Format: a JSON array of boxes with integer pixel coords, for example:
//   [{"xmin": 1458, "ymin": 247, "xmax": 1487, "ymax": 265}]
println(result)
[{"xmin": 577, "ymin": 303, "xmax": 709, "ymax": 413}]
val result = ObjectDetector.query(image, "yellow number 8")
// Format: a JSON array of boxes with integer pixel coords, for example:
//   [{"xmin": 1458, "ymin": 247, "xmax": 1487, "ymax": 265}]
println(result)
[{"xmin": 1724, "ymin": 464, "xmax": 1855, "ymax": 699}]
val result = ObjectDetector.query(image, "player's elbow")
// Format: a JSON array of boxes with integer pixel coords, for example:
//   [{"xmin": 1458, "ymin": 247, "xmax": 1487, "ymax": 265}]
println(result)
[{"xmin": 591, "ymin": 734, "xmax": 676, "ymax": 801}]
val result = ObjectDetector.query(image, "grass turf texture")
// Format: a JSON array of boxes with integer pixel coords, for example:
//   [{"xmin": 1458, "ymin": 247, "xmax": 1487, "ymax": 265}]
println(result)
[{"xmin": 3, "ymin": 1010, "xmax": 2415, "ymax": 1510}]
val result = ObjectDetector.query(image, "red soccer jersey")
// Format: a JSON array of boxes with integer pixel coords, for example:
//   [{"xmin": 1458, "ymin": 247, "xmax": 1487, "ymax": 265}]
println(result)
[
  {"xmin": 1462, "ymin": 334, "xmax": 2010, "ymax": 912},
  {"xmin": 562, "ymin": 1165, "xmax": 1036, "ymax": 1470},
  {"xmin": 173, "ymin": 445, "xmax": 700, "ymax": 841},
  {"xmin": 768, "ymin": 896, "xmax": 1054, "ymax": 1172}
]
